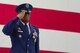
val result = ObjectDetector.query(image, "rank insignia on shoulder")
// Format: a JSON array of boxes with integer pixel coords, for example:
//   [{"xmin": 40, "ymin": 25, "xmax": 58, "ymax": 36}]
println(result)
[{"xmin": 18, "ymin": 27, "xmax": 23, "ymax": 32}]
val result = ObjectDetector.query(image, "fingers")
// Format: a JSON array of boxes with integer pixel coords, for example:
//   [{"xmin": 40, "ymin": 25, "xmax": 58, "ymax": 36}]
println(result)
[
  {"xmin": 21, "ymin": 10, "xmax": 26, "ymax": 14},
  {"xmin": 17, "ymin": 10, "xmax": 26, "ymax": 19}
]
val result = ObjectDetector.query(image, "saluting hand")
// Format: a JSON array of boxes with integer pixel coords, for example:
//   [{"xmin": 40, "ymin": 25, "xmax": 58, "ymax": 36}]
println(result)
[{"xmin": 17, "ymin": 10, "xmax": 26, "ymax": 20}]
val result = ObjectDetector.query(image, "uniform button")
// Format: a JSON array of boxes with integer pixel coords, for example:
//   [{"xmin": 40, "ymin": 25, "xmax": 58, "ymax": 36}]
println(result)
[
  {"xmin": 27, "ymin": 44, "xmax": 29, "ymax": 47},
  {"xmin": 28, "ymin": 39, "xmax": 29, "ymax": 41},
  {"xmin": 19, "ymin": 35, "xmax": 22, "ymax": 38}
]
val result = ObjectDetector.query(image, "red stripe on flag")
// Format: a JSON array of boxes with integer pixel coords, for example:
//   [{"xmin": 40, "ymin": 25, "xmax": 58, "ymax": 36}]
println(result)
[
  {"xmin": 0, "ymin": 4, "xmax": 80, "ymax": 33},
  {"xmin": 0, "ymin": 48, "xmax": 67, "ymax": 53}
]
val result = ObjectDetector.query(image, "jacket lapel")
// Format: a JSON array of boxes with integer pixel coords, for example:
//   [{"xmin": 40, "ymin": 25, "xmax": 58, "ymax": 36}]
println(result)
[
  {"xmin": 29, "ymin": 24, "xmax": 34, "ymax": 37},
  {"xmin": 17, "ymin": 20, "xmax": 29, "ymax": 39}
]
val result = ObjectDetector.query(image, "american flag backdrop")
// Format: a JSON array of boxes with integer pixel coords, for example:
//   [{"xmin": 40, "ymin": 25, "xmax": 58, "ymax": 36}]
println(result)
[{"xmin": 0, "ymin": 0, "xmax": 80, "ymax": 53}]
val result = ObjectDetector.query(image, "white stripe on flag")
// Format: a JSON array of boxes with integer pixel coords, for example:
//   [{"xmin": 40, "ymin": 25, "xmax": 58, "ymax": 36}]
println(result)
[{"xmin": 0, "ymin": 0, "xmax": 80, "ymax": 13}]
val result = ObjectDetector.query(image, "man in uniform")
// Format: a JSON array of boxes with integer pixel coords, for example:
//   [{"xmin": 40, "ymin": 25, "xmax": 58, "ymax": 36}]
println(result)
[{"xmin": 2, "ymin": 3, "xmax": 39, "ymax": 53}]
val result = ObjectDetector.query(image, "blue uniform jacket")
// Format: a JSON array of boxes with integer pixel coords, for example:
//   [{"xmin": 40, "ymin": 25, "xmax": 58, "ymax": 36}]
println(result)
[{"xmin": 2, "ymin": 17, "xmax": 39, "ymax": 53}]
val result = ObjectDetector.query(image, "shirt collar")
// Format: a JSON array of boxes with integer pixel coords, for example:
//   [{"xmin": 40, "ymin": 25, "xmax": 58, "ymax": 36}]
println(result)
[{"xmin": 20, "ymin": 20, "xmax": 29, "ymax": 26}]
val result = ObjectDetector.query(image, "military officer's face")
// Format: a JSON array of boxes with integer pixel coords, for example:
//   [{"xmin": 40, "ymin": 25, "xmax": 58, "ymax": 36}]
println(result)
[{"xmin": 21, "ymin": 10, "xmax": 31, "ymax": 23}]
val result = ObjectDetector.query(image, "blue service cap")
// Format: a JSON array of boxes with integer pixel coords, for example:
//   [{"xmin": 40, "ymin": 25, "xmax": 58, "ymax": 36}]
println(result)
[{"xmin": 16, "ymin": 3, "xmax": 33, "ymax": 13}]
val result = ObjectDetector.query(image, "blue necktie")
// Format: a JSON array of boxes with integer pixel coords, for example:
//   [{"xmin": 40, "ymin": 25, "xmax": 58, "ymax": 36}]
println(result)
[{"xmin": 24, "ymin": 24, "xmax": 29, "ymax": 35}]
